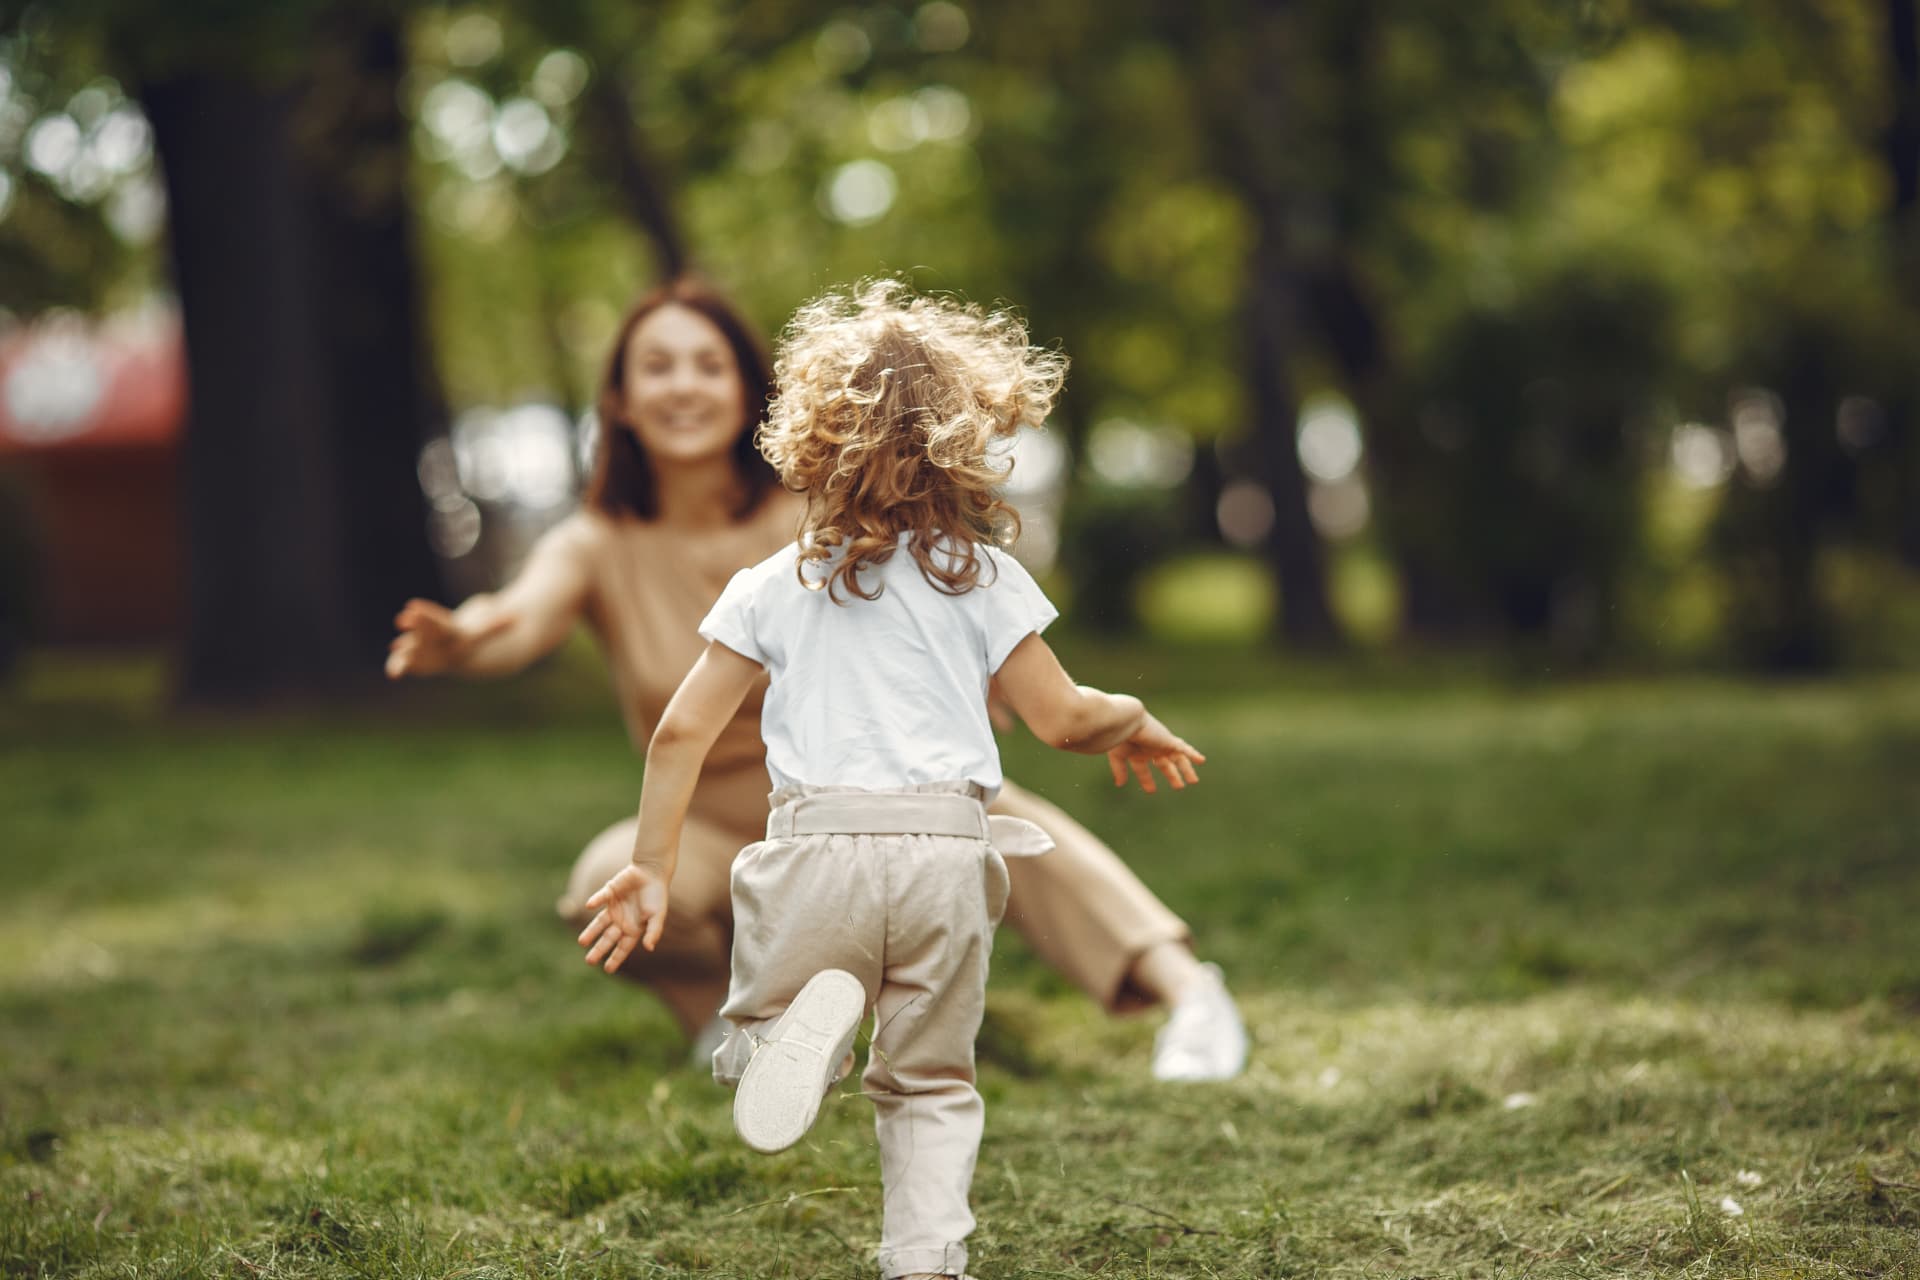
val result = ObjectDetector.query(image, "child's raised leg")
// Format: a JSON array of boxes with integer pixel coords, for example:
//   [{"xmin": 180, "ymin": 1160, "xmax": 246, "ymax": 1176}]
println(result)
[
  {"xmin": 731, "ymin": 967, "xmax": 868, "ymax": 1152},
  {"xmin": 711, "ymin": 834, "xmax": 885, "ymax": 1095}
]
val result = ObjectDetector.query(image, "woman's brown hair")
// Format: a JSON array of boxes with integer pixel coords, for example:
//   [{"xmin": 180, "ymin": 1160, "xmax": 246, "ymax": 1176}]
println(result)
[{"xmin": 585, "ymin": 277, "xmax": 780, "ymax": 521}]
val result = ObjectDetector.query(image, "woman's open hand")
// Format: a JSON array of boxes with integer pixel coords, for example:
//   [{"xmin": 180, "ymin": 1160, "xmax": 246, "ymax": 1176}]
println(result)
[
  {"xmin": 385, "ymin": 599, "xmax": 510, "ymax": 679},
  {"xmin": 577, "ymin": 865, "xmax": 671, "ymax": 972},
  {"xmin": 1107, "ymin": 713, "xmax": 1205, "ymax": 794}
]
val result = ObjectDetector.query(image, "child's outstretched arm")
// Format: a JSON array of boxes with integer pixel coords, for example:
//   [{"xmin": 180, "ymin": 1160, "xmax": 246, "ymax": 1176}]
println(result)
[
  {"xmin": 993, "ymin": 633, "xmax": 1205, "ymax": 793},
  {"xmin": 577, "ymin": 640, "xmax": 764, "ymax": 972}
]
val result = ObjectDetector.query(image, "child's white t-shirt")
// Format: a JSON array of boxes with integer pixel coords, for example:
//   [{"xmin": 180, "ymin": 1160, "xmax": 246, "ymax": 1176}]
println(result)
[{"xmin": 697, "ymin": 533, "xmax": 1058, "ymax": 800}]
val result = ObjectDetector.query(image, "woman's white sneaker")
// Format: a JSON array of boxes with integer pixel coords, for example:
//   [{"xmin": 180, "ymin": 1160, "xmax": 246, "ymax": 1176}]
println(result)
[
  {"xmin": 1151, "ymin": 962, "xmax": 1248, "ymax": 1082},
  {"xmin": 733, "ymin": 968, "xmax": 868, "ymax": 1152}
]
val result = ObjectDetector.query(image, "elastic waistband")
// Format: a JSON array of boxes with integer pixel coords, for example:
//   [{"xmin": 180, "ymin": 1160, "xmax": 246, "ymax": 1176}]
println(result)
[{"xmin": 767, "ymin": 791, "xmax": 991, "ymax": 841}]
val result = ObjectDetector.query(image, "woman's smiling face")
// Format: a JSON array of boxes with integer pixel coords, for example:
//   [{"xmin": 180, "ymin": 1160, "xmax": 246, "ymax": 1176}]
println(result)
[{"xmin": 620, "ymin": 302, "xmax": 750, "ymax": 464}]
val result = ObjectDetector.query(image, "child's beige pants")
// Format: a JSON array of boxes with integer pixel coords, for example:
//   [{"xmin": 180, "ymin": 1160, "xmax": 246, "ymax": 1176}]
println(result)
[{"xmin": 712, "ymin": 782, "xmax": 1052, "ymax": 1279}]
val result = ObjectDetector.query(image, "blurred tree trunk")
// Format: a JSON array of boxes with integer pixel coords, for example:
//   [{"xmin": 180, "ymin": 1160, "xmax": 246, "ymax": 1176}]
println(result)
[
  {"xmin": 1200, "ymin": 0, "xmax": 1342, "ymax": 650},
  {"xmin": 1302, "ymin": 0, "xmax": 1474, "ymax": 641},
  {"xmin": 305, "ymin": 19, "xmax": 448, "ymax": 672},
  {"xmin": 1303, "ymin": 261, "xmax": 1482, "ymax": 638},
  {"xmin": 580, "ymin": 73, "xmax": 689, "ymax": 279},
  {"xmin": 1244, "ymin": 220, "xmax": 1341, "ymax": 649},
  {"xmin": 1885, "ymin": 0, "xmax": 1920, "ymax": 567},
  {"xmin": 523, "ymin": 3, "xmax": 694, "ymax": 281},
  {"xmin": 143, "ymin": 11, "xmax": 442, "ymax": 704}
]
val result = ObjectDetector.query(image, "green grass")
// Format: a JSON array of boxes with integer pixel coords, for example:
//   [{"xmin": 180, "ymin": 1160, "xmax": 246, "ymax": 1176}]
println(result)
[{"xmin": 3, "ymin": 646, "xmax": 1918, "ymax": 1278}]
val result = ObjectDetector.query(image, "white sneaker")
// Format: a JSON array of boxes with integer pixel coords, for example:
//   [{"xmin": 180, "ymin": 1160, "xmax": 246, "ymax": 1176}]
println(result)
[
  {"xmin": 733, "ymin": 969, "xmax": 867, "ymax": 1153},
  {"xmin": 1151, "ymin": 962, "xmax": 1248, "ymax": 1082}
]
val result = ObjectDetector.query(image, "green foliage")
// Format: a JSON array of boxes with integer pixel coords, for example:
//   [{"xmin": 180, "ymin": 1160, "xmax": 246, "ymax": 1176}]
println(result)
[
  {"xmin": 4, "ymin": 0, "xmax": 1918, "ymax": 663},
  {"xmin": 1385, "ymin": 260, "xmax": 1675, "ymax": 656},
  {"xmin": 1057, "ymin": 485, "xmax": 1184, "ymax": 632},
  {"xmin": 1703, "ymin": 257, "xmax": 1920, "ymax": 669}
]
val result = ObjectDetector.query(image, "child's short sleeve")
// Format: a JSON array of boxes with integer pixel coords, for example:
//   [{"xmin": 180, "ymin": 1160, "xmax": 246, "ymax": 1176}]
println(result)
[
  {"xmin": 698, "ymin": 568, "xmax": 767, "ymax": 665},
  {"xmin": 981, "ymin": 547, "xmax": 1060, "ymax": 672}
]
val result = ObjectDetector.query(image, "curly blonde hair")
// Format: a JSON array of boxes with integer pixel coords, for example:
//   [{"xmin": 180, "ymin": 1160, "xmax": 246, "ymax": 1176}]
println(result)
[{"xmin": 758, "ymin": 279, "xmax": 1067, "ymax": 601}]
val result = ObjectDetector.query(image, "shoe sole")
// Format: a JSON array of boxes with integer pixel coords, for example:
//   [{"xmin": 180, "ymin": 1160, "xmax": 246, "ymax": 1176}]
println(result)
[{"xmin": 733, "ymin": 969, "xmax": 867, "ymax": 1154}]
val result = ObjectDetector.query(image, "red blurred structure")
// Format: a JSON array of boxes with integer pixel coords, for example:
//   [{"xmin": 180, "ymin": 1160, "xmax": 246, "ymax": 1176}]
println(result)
[{"xmin": 0, "ymin": 310, "xmax": 187, "ymax": 643}]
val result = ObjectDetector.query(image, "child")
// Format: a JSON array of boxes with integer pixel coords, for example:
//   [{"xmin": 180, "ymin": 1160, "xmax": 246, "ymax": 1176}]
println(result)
[{"xmin": 576, "ymin": 280, "xmax": 1205, "ymax": 1280}]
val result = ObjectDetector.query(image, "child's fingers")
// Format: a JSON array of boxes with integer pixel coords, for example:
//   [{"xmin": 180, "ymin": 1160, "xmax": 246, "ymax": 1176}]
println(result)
[
  {"xmin": 1108, "ymin": 751, "xmax": 1128, "ymax": 787},
  {"xmin": 584, "ymin": 885, "xmax": 611, "ymax": 911},
  {"xmin": 604, "ymin": 932, "xmax": 637, "ymax": 973},
  {"xmin": 642, "ymin": 908, "xmax": 667, "ymax": 952},
  {"xmin": 575, "ymin": 909, "xmax": 609, "ymax": 946},
  {"xmin": 583, "ymin": 927, "xmax": 619, "ymax": 967},
  {"xmin": 583, "ymin": 920, "xmax": 625, "ymax": 966},
  {"xmin": 1176, "ymin": 754, "xmax": 1201, "ymax": 785},
  {"xmin": 1153, "ymin": 756, "xmax": 1187, "ymax": 790},
  {"xmin": 1129, "ymin": 754, "xmax": 1157, "ymax": 793}
]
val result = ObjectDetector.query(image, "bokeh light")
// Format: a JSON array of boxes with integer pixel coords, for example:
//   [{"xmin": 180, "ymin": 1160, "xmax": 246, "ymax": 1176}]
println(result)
[
  {"xmin": 3, "ymin": 324, "xmax": 106, "ymax": 443},
  {"xmin": 915, "ymin": 86, "xmax": 971, "ymax": 141},
  {"xmin": 451, "ymin": 403, "xmax": 578, "ymax": 510},
  {"xmin": 429, "ymin": 497, "xmax": 483, "ymax": 558},
  {"xmin": 90, "ymin": 106, "xmax": 150, "ymax": 176},
  {"xmin": 1307, "ymin": 477, "xmax": 1370, "ymax": 540},
  {"xmin": 914, "ymin": 2, "xmax": 971, "ymax": 53},
  {"xmin": 24, "ymin": 113, "xmax": 81, "ymax": 179},
  {"xmin": 1217, "ymin": 479, "xmax": 1275, "ymax": 549},
  {"xmin": 530, "ymin": 49, "xmax": 590, "ymax": 108},
  {"xmin": 823, "ymin": 159, "xmax": 897, "ymax": 225},
  {"xmin": 737, "ymin": 120, "xmax": 793, "ymax": 174},
  {"xmin": 992, "ymin": 428, "xmax": 1068, "ymax": 573},
  {"xmin": 814, "ymin": 20, "xmax": 872, "ymax": 75},
  {"xmin": 1835, "ymin": 396, "xmax": 1884, "ymax": 456},
  {"xmin": 492, "ymin": 97, "xmax": 564, "ymax": 175},
  {"xmin": 1087, "ymin": 418, "xmax": 1193, "ymax": 488},
  {"xmin": 444, "ymin": 13, "xmax": 503, "ymax": 67},
  {"xmin": 1730, "ymin": 389, "xmax": 1787, "ymax": 486},
  {"xmin": 105, "ymin": 173, "xmax": 165, "ymax": 244},
  {"xmin": 1296, "ymin": 392, "xmax": 1363, "ymax": 483},
  {"xmin": 868, "ymin": 97, "xmax": 927, "ymax": 152},
  {"xmin": 1670, "ymin": 422, "xmax": 1735, "ymax": 489}
]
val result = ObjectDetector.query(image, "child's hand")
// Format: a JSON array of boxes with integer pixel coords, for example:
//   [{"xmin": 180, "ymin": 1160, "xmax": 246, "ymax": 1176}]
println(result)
[
  {"xmin": 1107, "ymin": 713, "xmax": 1205, "ymax": 794},
  {"xmin": 577, "ymin": 865, "xmax": 671, "ymax": 972}
]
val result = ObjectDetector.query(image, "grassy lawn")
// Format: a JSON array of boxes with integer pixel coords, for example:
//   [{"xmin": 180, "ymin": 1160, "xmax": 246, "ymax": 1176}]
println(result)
[{"xmin": 3, "ymin": 645, "xmax": 1918, "ymax": 1278}]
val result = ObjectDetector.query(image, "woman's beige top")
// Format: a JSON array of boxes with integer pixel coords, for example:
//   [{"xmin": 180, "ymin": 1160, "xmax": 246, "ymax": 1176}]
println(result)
[{"xmin": 527, "ymin": 492, "xmax": 803, "ymax": 820}]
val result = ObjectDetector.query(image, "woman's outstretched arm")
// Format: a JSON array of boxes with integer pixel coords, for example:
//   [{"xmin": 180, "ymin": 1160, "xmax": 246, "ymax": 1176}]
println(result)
[{"xmin": 386, "ymin": 518, "xmax": 596, "ymax": 680}]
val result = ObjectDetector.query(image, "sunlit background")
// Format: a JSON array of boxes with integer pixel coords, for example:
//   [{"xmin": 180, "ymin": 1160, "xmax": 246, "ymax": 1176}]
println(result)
[{"xmin": 2, "ymin": 0, "xmax": 1917, "ymax": 696}]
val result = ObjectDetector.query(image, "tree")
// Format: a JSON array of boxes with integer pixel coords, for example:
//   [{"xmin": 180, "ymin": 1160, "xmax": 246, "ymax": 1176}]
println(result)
[
  {"xmin": 141, "ymin": 9, "xmax": 443, "ymax": 701},
  {"xmin": 1166, "ymin": 0, "xmax": 1343, "ymax": 649},
  {"xmin": 9, "ymin": 0, "xmax": 448, "ymax": 700},
  {"xmin": 1881, "ymin": 0, "xmax": 1920, "ymax": 568}
]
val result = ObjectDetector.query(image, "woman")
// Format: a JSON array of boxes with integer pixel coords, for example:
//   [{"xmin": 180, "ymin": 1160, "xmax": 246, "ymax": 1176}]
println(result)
[{"xmin": 387, "ymin": 277, "xmax": 1246, "ymax": 1082}]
